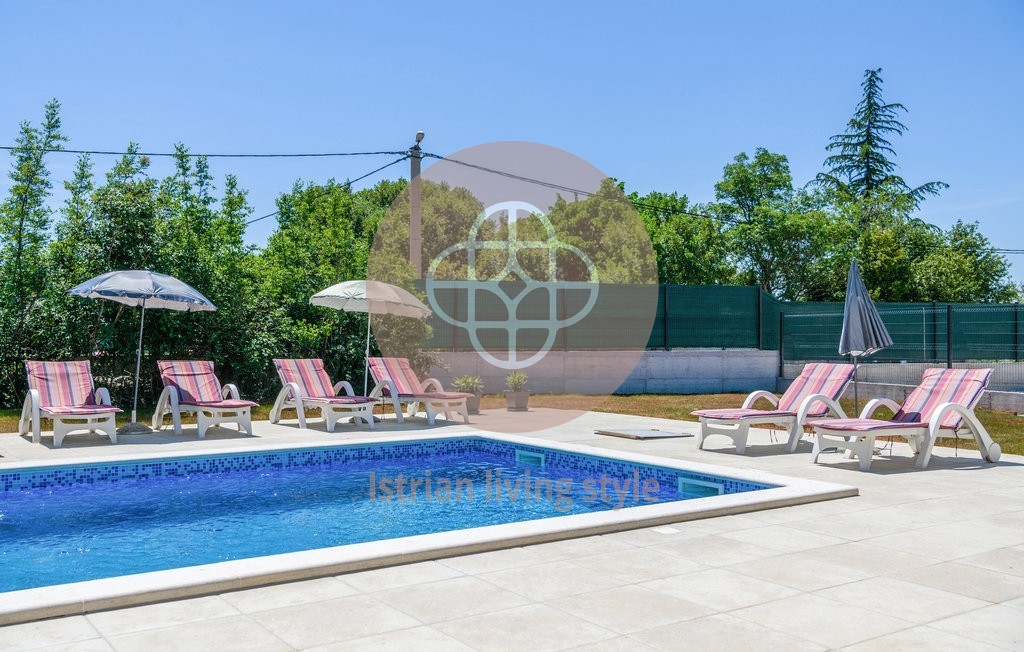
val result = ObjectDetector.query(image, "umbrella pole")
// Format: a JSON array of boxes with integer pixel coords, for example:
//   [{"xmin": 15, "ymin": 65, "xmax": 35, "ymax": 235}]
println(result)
[
  {"xmin": 363, "ymin": 314, "xmax": 371, "ymax": 396},
  {"xmin": 852, "ymin": 354, "xmax": 859, "ymax": 416},
  {"xmin": 132, "ymin": 300, "xmax": 146, "ymax": 424}
]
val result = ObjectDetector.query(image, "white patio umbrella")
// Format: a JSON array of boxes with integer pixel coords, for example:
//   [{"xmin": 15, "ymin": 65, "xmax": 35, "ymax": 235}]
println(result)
[
  {"xmin": 839, "ymin": 259, "xmax": 894, "ymax": 412},
  {"xmin": 68, "ymin": 270, "xmax": 217, "ymax": 434},
  {"xmin": 310, "ymin": 280, "xmax": 431, "ymax": 394}
]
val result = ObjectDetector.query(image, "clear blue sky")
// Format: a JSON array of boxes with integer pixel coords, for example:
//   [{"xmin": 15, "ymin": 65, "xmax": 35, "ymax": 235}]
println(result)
[{"xmin": 2, "ymin": 1, "xmax": 1022, "ymax": 273}]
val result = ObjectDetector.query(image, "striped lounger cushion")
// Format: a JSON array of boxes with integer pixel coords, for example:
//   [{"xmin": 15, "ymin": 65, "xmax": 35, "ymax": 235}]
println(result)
[
  {"xmin": 810, "ymin": 368, "xmax": 992, "ymax": 432},
  {"xmin": 273, "ymin": 359, "xmax": 375, "ymax": 403},
  {"xmin": 693, "ymin": 362, "xmax": 854, "ymax": 420},
  {"xmin": 158, "ymin": 360, "xmax": 257, "ymax": 408},
  {"xmin": 367, "ymin": 358, "xmax": 471, "ymax": 399},
  {"xmin": 24, "ymin": 360, "xmax": 120, "ymax": 414},
  {"xmin": 693, "ymin": 408, "xmax": 799, "ymax": 420}
]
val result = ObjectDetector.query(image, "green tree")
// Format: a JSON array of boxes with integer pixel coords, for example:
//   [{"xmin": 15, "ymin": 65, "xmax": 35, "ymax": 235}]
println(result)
[
  {"xmin": 260, "ymin": 180, "xmax": 397, "ymax": 384},
  {"xmin": 914, "ymin": 221, "xmax": 1016, "ymax": 303},
  {"xmin": 628, "ymin": 189, "xmax": 733, "ymax": 284},
  {"xmin": 37, "ymin": 154, "xmax": 104, "ymax": 364},
  {"xmin": 149, "ymin": 146, "xmax": 262, "ymax": 395},
  {"xmin": 714, "ymin": 149, "xmax": 793, "ymax": 222},
  {"xmin": 817, "ymin": 68, "xmax": 947, "ymax": 213},
  {"xmin": 72, "ymin": 147, "xmax": 161, "ymax": 402},
  {"xmin": 544, "ymin": 178, "xmax": 657, "ymax": 284},
  {"xmin": 710, "ymin": 149, "xmax": 837, "ymax": 296},
  {"xmin": 0, "ymin": 99, "xmax": 67, "ymax": 404}
]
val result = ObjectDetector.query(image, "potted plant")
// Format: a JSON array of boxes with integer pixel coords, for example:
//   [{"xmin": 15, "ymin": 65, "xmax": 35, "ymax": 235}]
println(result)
[
  {"xmin": 452, "ymin": 375, "xmax": 484, "ymax": 414},
  {"xmin": 504, "ymin": 371, "xmax": 529, "ymax": 411}
]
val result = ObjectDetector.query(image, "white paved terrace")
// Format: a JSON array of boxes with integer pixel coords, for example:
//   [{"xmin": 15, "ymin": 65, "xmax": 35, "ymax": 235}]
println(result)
[{"xmin": 0, "ymin": 409, "xmax": 1022, "ymax": 651}]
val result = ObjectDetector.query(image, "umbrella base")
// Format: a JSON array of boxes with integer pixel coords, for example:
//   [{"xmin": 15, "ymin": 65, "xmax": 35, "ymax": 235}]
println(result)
[{"xmin": 117, "ymin": 421, "xmax": 154, "ymax": 435}]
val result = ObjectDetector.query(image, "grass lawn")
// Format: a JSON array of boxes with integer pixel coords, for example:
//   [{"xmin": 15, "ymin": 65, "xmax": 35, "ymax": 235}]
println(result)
[{"xmin": 1, "ymin": 394, "xmax": 1020, "ymax": 455}]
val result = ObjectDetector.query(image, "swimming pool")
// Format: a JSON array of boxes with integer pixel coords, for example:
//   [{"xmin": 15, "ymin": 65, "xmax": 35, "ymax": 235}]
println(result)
[
  {"xmin": 0, "ymin": 433, "xmax": 856, "ymax": 623},
  {"xmin": 0, "ymin": 436, "xmax": 772, "ymax": 593}
]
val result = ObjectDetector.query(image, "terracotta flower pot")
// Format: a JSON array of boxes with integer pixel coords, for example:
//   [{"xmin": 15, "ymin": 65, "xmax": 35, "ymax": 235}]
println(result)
[{"xmin": 467, "ymin": 392, "xmax": 482, "ymax": 415}]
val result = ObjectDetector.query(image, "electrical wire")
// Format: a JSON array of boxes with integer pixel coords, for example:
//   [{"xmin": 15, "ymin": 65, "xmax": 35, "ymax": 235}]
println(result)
[
  {"xmin": 3, "ymin": 142, "xmax": 1021, "ymax": 254},
  {"xmin": 244, "ymin": 155, "xmax": 409, "ymax": 225},
  {"xmin": 0, "ymin": 146, "xmax": 407, "ymax": 159},
  {"xmin": 420, "ymin": 152, "xmax": 742, "ymax": 226},
  {"xmin": 420, "ymin": 152, "xmax": 1024, "ymax": 257}
]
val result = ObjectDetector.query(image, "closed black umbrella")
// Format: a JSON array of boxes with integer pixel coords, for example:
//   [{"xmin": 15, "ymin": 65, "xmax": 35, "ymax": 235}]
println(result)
[
  {"xmin": 69, "ymin": 270, "xmax": 217, "ymax": 433},
  {"xmin": 839, "ymin": 259, "xmax": 894, "ymax": 411}
]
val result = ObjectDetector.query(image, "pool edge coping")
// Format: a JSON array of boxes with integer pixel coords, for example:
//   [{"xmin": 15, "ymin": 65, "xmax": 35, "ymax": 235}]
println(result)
[{"xmin": 0, "ymin": 431, "xmax": 857, "ymax": 625}]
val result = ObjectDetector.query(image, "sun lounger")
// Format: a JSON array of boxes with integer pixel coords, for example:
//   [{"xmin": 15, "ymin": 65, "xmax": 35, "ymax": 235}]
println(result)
[
  {"xmin": 692, "ymin": 362, "xmax": 855, "ymax": 454},
  {"xmin": 807, "ymin": 367, "xmax": 1001, "ymax": 470},
  {"xmin": 367, "ymin": 357, "xmax": 470, "ymax": 425},
  {"xmin": 19, "ymin": 360, "xmax": 121, "ymax": 447},
  {"xmin": 270, "ymin": 358, "xmax": 376, "ymax": 432},
  {"xmin": 153, "ymin": 360, "xmax": 257, "ymax": 438}
]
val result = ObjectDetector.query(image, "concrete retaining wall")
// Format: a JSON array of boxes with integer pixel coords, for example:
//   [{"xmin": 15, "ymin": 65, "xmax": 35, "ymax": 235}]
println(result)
[
  {"xmin": 428, "ymin": 348, "xmax": 1024, "ymax": 410},
  {"xmin": 429, "ymin": 348, "xmax": 780, "ymax": 395}
]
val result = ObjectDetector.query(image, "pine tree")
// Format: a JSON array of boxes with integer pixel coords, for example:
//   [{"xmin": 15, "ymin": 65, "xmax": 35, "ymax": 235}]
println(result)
[{"xmin": 818, "ymin": 68, "xmax": 947, "ymax": 207}]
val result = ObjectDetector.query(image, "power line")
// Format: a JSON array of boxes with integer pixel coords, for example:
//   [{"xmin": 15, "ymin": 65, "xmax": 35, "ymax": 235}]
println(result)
[
  {"xmin": 421, "ymin": 152, "xmax": 1024, "ymax": 255},
  {"xmin": 6, "ymin": 142, "xmax": 1023, "ymax": 254},
  {"xmin": 420, "ymin": 152, "xmax": 742, "ymax": 226},
  {"xmin": 0, "ymin": 145, "xmax": 407, "ymax": 159},
  {"xmin": 244, "ymin": 155, "xmax": 409, "ymax": 225}
]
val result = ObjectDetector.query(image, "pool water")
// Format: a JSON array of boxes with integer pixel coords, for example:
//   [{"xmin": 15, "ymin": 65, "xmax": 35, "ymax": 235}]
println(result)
[{"xmin": 0, "ymin": 437, "xmax": 771, "ymax": 592}]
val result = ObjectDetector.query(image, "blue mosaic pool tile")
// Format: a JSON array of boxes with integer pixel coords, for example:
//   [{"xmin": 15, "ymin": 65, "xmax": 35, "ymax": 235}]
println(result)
[{"xmin": 0, "ymin": 437, "xmax": 774, "ymax": 494}]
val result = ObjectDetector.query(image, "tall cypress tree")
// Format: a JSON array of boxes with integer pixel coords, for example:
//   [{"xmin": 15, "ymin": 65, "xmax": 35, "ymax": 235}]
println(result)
[{"xmin": 818, "ymin": 68, "xmax": 947, "ymax": 207}]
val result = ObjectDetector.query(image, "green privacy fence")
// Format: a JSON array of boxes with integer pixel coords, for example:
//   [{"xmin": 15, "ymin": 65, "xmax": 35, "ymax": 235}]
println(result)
[
  {"xmin": 422, "ymin": 284, "xmax": 779, "ymax": 351},
  {"xmin": 781, "ymin": 304, "xmax": 1024, "ymax": 364},
  {"xmin": 647, "ymin": 285, "xmax": 772, "ymax": 349},
  {"xmin": 422, "ymin": 283, "xmax": 1024, "ymax": 361}
]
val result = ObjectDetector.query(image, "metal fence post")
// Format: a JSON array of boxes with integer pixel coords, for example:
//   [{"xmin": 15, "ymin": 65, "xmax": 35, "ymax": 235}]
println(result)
[
  {"xmin": 946, "ymin": 304, "xmax": 954, "ymax": 369},
  {"xmin": 1016, "ymin": 303, "xmax": 1020, "ymax": 363},
  {"xmin": 662, "ymin": 285, "xmax": 670, "ymax": 350},
  {"xmin": 559, "ymin": 286, "xmax": 568, "ymax": 351},
  {"xmin": 755, "ymin": 289, "xmax": 763, "ymax": 349},
  {"xmin": 778, "ymin": 312, "xmax": 785, "ymax": 378},
  {"xmin": 452, "ymin": 286, "xmax": 459, "ymax": 351}
]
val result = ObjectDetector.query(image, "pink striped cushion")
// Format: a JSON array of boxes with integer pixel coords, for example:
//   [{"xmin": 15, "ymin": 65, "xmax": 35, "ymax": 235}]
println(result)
[
  {"xmin": 185, "ymin": 398, "xmax": 258, "ymax": 408},
  {"xmin": 417, "ymin": 391, "xmax": 472, "ymax": 400},
  {"xmin": 693, "ymin": 408, "xmax": 797, "ymax": 420},
  {"xmin": 274, "ymin": 359, "xmax": 337, "ymax": 399},
  {"xmin": 894, "ymin": 368, "xmax": 992, "ymax": 429},
  {"xmin": 158, "ymin": 360, "xmax": 224, "ymax": 404},
  {"xmin": 25, "ymin": 360, "xmax": 98, "ymax": 409},
  {"xmin": 310, "ymin": 396, "xmax": 376, "ymax": 405},
  {"xmin": 807, "ymin": 417, "xmax": 924, "ymax": 432},
  {"xmin": 777, "ymin": 363, "xmax": 856, "ymax": 415},
  {"xmin": 368, "ymin": 358, "xmax": 423, "ymax": 396},
  {"xmin": 45, "ymin": 404, "xmax": 121, "ymax": 415}
]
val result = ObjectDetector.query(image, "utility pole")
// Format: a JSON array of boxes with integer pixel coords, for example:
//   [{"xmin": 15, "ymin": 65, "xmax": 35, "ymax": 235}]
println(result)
[{"xmin": 409, "ymin": 131, "xmax": 424, "ymax": 278}]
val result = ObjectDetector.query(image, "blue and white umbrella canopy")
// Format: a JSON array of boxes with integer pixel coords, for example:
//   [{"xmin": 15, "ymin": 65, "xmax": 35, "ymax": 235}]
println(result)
[
  {"xmin": 839, "ymin": 259, "xmax": 893, "ymax": 411},
  {"xmin": 310, "ymin": 280, "xmax": 431, "ymax": 395},
  {"xmin": 68, "ymin": 270, "xmax": 216, "ymax": 312},
  {"xmin": 69, "ymin": 270, "xmax": 216, "ymax": 433}
]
